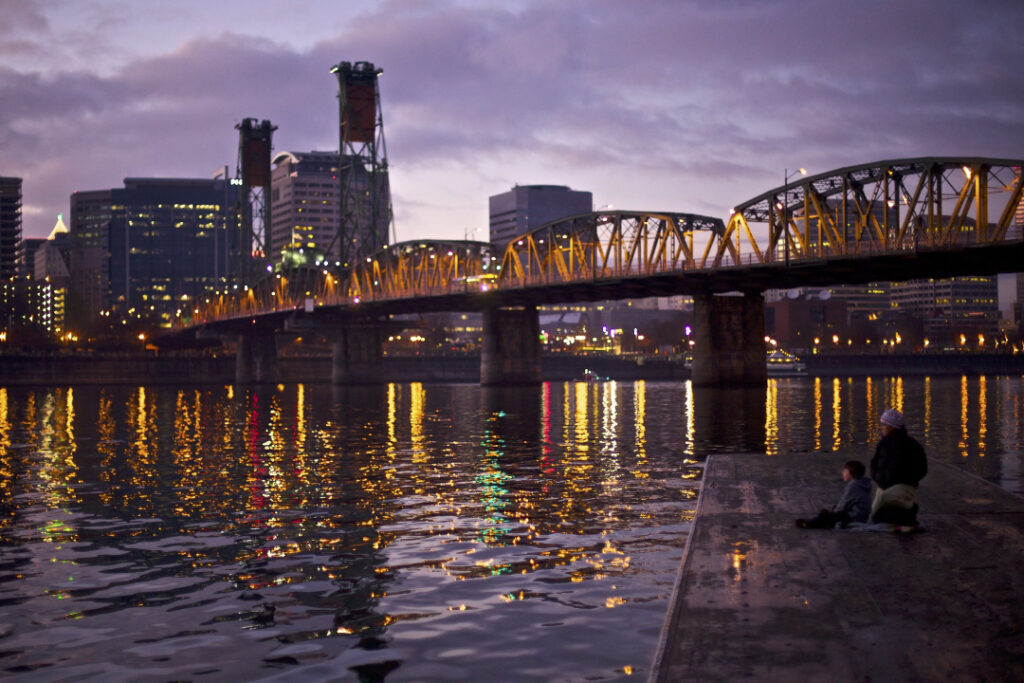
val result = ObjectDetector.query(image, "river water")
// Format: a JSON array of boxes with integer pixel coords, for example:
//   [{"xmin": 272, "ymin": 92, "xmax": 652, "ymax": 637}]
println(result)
[{"xmin": 1, "ymin": 376, "xmax": 1022, "ymax": 681}]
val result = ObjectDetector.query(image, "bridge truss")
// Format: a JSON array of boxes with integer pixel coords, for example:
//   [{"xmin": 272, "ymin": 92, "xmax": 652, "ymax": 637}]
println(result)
[
  {"xmin": 179, "ymin": 157, "xmax": 1024, "ymax": 328},
  {"xmin": 723, "ymin": 157, "xmax": 1024, "ymax": 267}
]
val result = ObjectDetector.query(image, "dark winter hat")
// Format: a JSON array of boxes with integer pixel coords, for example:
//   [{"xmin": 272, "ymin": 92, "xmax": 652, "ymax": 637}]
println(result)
[{"xmin": 880, "ymin": 408, "xmax": 904, "ymax": 428}]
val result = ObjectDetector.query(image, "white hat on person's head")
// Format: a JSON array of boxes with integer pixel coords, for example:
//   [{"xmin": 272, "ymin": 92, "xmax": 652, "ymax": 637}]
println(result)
[{"xmin": 880, "ymin": 408, "xmax": 904, "ymax": 428}]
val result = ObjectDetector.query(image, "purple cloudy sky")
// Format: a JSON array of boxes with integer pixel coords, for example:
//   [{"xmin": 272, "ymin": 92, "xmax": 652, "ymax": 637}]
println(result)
[{"xmin": 3, "ymin": 0, "xmax": 1024, "ymax": 259}]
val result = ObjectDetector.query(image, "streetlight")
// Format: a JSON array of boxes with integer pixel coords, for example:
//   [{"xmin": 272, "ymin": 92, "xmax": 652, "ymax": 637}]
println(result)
[{"xmin": 778, "ymin": 167, "xmax": 807, "ymax": 267}]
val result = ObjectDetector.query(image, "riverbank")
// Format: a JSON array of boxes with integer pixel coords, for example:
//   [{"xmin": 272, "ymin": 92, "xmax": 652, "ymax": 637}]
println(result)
[
  {"xmin": 0, "ymin": 352, "xmax": 687, "ymax": 385},
  {"xmin": 651, "ymin": 452, "xmax": 1024, "ymax": 682},
  {"xmin": 804, "ymin": 351, "xmax": 1024, "ymax": 376},
  {"xmin": 2, "ymin": 351, "xmax": 1022, "ymax": 385}
]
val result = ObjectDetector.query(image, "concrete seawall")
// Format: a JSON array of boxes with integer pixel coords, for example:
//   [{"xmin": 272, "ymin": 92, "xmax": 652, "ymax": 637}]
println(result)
[
  {"xmin": 651, "ymin": 453, "xmax": 1024, "ymax": 682},
  {"xmin": 805, "ymin": 352, "xmax": 1024, "ymax": 376}
]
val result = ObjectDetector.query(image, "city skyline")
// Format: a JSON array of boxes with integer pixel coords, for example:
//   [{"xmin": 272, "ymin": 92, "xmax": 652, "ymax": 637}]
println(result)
[{"xmin": 3, "ymin": 0, "xmax": 1023, "ymax": 259}]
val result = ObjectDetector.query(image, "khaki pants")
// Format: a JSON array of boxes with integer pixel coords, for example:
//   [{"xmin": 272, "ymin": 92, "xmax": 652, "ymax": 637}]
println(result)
[{"xmin": 871, "ymin": 484, "xmax": 918, "ymax": 518}]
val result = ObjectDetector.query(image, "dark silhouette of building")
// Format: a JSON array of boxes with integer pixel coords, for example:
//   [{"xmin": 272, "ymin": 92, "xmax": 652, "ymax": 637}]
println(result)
[
  {"xmin": 765, "ymin": 294, "xmax": 849, "ymax": 351},
  {"xmin": 0, "ymin": 177, "xmax": 22, "ymax": 280},
  {"xmin": 17, "ymin": 238, "xmax": 45, "ymax": 277},
  {"xmin": 489, "ymin": 185, "xmax": 593, "ymax": 246},
  {"xmin": 892, "ymin": 276, "xmax": 999, "ymax": 344},
  {"xmin": 69, "ymin": 178, "xmax": 241, "ymax": 328}
]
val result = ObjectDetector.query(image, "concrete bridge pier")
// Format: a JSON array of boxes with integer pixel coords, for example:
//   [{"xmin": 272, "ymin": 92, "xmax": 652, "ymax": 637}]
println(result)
[
  {"xmin": 481, "ymin": 305, "xmax": 542, "ymax": 386},
  {"xmin": 332, "ymin": 323, "xmax": 385, "ymax": 385},
  {"xmin": 235, "ymin": 334, "xmax": 279, "ymax": 385},
  {"xmin": 691, "ymin": 292, "xmax": 766, "ymax": 386}
]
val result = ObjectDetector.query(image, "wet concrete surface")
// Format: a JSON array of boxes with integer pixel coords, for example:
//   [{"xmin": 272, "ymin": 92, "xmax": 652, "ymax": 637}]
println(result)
[{"xmin": 652, "ymin": 453, "xmax": 1024, "ymax": 682}]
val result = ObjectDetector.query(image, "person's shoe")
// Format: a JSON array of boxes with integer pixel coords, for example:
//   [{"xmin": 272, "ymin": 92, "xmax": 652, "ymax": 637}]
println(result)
[
  {"xmin": 795, "ymin": 519, "xmax": 810, "ymax": 528},
  {"xmin": 907, "ymin": 503, "xmax": 920, "ymax": 525}
]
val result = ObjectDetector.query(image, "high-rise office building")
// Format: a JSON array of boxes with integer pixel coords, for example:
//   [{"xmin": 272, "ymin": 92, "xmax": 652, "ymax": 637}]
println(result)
[
  {"xmin": 0, "ymin": 177, "xmax": 22, "ymax": 280},
  {"xmin": 488, "ymin": 185, "xmax": 593, "ymax": 246},
  {"xmin": 891, "ymin": 276, "xmax": 1000, "ymax": 343},
  {"xmin": 34, "ymin": 214, "xmax": 71, "ymax": 283},
  {"xmin": 269, "ymin": 150, "xmax": 392, "ymax": 266},
  {"xmin": 69, "ymin": 178, "xmax": 240, "ymax": 327},
  {"xmin": 269, "ymin": 151, "xmax": 341, "ymax": 263},
  {"xmin": 1, "ymin": 277, "xmax": 63, "ymax": 337}
]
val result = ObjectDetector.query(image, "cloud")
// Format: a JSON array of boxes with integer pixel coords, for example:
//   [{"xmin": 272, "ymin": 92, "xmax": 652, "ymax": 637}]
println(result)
[{"xmin": 2, "ymin": 0, "xmax": 1023, "ymax": 240}]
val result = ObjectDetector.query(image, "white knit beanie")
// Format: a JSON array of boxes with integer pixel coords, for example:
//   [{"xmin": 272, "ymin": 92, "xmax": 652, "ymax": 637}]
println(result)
[{"xmin": 880, "ymin": 408, "xmax": 904, "ymax": 428}]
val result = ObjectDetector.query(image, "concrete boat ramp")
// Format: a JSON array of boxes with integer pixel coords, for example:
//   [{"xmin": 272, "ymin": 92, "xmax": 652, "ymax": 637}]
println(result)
[{"xmin": 651, "ymin": 453, "xmax": 1024, "ymax": 682}]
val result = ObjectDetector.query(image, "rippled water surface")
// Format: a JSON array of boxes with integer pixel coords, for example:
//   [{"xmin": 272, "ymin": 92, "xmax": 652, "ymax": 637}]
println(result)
[{"xmin": 1, "ymin": 376, "xmax": 1022, "ymax": 681}]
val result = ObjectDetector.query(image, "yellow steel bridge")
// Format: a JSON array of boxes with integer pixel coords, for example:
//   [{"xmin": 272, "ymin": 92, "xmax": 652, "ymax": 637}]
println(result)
[{"xmin": 180, "ymin": 157, "xmax": 1024, "ymax": 329}]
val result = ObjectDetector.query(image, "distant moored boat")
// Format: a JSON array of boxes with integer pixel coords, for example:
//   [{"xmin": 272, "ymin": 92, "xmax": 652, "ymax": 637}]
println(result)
[{"xmin": 766, "ymin": 348, "xmax": 807, "ymax": 377}]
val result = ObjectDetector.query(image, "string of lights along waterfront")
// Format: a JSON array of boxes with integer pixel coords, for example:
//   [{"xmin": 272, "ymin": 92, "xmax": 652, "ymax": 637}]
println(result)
[{"xmin": 1, "ymin": 376, "xmax": 1022, "ymax": 680}]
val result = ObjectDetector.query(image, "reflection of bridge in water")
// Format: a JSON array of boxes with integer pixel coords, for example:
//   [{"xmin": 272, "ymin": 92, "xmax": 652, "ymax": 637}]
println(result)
[{"xmin": 166, "ymin": 157, "xmax": 1024, "ymax": 386}]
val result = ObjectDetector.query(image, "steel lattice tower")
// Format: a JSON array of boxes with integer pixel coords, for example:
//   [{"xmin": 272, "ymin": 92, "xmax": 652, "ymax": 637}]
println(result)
[
  {"xmin": 235, "ymin": 118, "xmax": 276, "ymax": 284},
  {"xmin": 329, "ymin": 61, "xmax": 394, "ymax": 268}
]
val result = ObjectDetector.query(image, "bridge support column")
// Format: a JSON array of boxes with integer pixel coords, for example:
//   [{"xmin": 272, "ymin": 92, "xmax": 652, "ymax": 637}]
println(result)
[
  {"xmin": 332, "ymin": 323, "xmax": 384, "ymax": 385},
  {"xmin": 481, "ymin": 305, "xmax": 542, "ymax": 386},
  {"xmin": 235, "ymin": 334, "xmax": 279, "ymax": 385},
  {"xmin": 691, "ymin": 292, "xmax": 766, "ymax": 386}
]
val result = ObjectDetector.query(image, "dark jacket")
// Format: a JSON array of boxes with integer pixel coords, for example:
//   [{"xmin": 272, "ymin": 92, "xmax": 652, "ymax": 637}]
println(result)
[
  {"xmin": 834, "ymin": 476, "xmax": 872, "ymax": 523},
  {"xmin": 870, "ymin": 427, "xmax": 927, "ymax": 489}
]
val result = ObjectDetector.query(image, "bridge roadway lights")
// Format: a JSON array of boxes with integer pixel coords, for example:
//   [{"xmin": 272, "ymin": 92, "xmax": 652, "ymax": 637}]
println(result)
[
  {"xmin": 691, "ymin": 292, "xmax": 767, "ymax": 386},
  {"xmin": 331, "ymin": 323, "xmax": 385, "ymax": 385},
  {"xmin": 481, "ymin": 305, "xmax": 542, "ymax": 386},
  {"xmin": 235, "ymin": 334, "xmax": 279, "ymax": 385}
]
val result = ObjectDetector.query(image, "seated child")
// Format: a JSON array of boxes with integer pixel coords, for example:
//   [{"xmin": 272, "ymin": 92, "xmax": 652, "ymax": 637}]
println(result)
[{"xmin": 796, "ymin": 460, "xmax": 872, "ymax": 529}]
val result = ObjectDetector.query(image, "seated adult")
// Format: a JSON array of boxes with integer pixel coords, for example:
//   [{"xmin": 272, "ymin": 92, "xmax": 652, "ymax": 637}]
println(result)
[{"xmin": 870, "ymin": 408, "xmax": 927, "ymax": 526}]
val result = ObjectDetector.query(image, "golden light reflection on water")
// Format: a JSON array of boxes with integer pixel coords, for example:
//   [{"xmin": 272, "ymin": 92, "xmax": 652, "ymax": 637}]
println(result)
[
  {"xmin": 683, "ymin": 381, "xmax": 694, "ymax": 457},
  {"xmin": 813, "ymin": 378, "xmax": 822, "ymax": 452},
  {"xmin": 634, "ymin": 380, "xmax": 647, "ymax": 465},
  {"xmin": 2, "ymin": 378, "xmax": 1023, "ymax": 679},
  {"xmin": 172, "ymin": 389, "xmax": 201, "ymax": 517},
  {"xmin": 960, "ymin": 375, "xmax": 970, "ymax": 457},
  {"xmin": 96, "ymin": 392, "xmax": 117, "ymax": 508},
  {"xmin": 387, "ymin": 382, "xmax": 397, "ymax": 457},
  {"xmin": 832, "ymin": 378, "xmax": 842, "ymax": 451},
  {"xmin": 978, "ymin": 376, "xmax": 988, "ymax": 457},
  {"xmin": 0, "ymin": 382, "xmax": 701, "ymax": 589},
  {"xmin": 65, "ymin": 388, "xmax": 74, "ymax": 444},
  {"xmin": 730, "ymin": 541, "xmax": 750, "ymax": 581},
  {"xmin": 296, "ymin": 383, "xmax": 306, "ymax": 448},
  {"xmin": 573, "ymin": 382, "xmax": 589, "ymax": 450},
  {"xmin": 600, "ymin": 381, "xmax": 618, "ymax": 453},
  {"xmin": 891, "ymin": 376, "xmax": 905, "ymax": 415},
  {"xmin": 37, "ymin": 389, "xmax": 78, "ymax": 510},
  {"xmin": 600, "ymin": 382, "xmax": 622, "ymax": 491},
  {"xmin": 410, "ymin": 382, "xmax": 426, "ymax": 463},
  {"xmin": 764, "ymin": 379, "xmax": 779, "ymax": 454},
  {"xmin": 0, "ymin": 388, "xmax": 10, "ymax": 511},
  {"xmin": 865, "ymin": 376, "xmax": 876, "ymax": 436},
  {"xmin": 924, "ymin": 376, "xmax": 932, "ymax": 435}
]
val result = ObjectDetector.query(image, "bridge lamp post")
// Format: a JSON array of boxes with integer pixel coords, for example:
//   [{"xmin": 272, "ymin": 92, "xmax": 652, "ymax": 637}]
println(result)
[{"xmin": 778, "ymin": 168, "xmax": 807, "ymax": 267}]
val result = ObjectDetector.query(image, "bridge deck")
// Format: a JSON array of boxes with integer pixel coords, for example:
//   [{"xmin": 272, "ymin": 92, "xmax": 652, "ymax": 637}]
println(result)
[{"xmin": 651, "ymin": 452, "xmax": 1024, "ymax": 682}]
